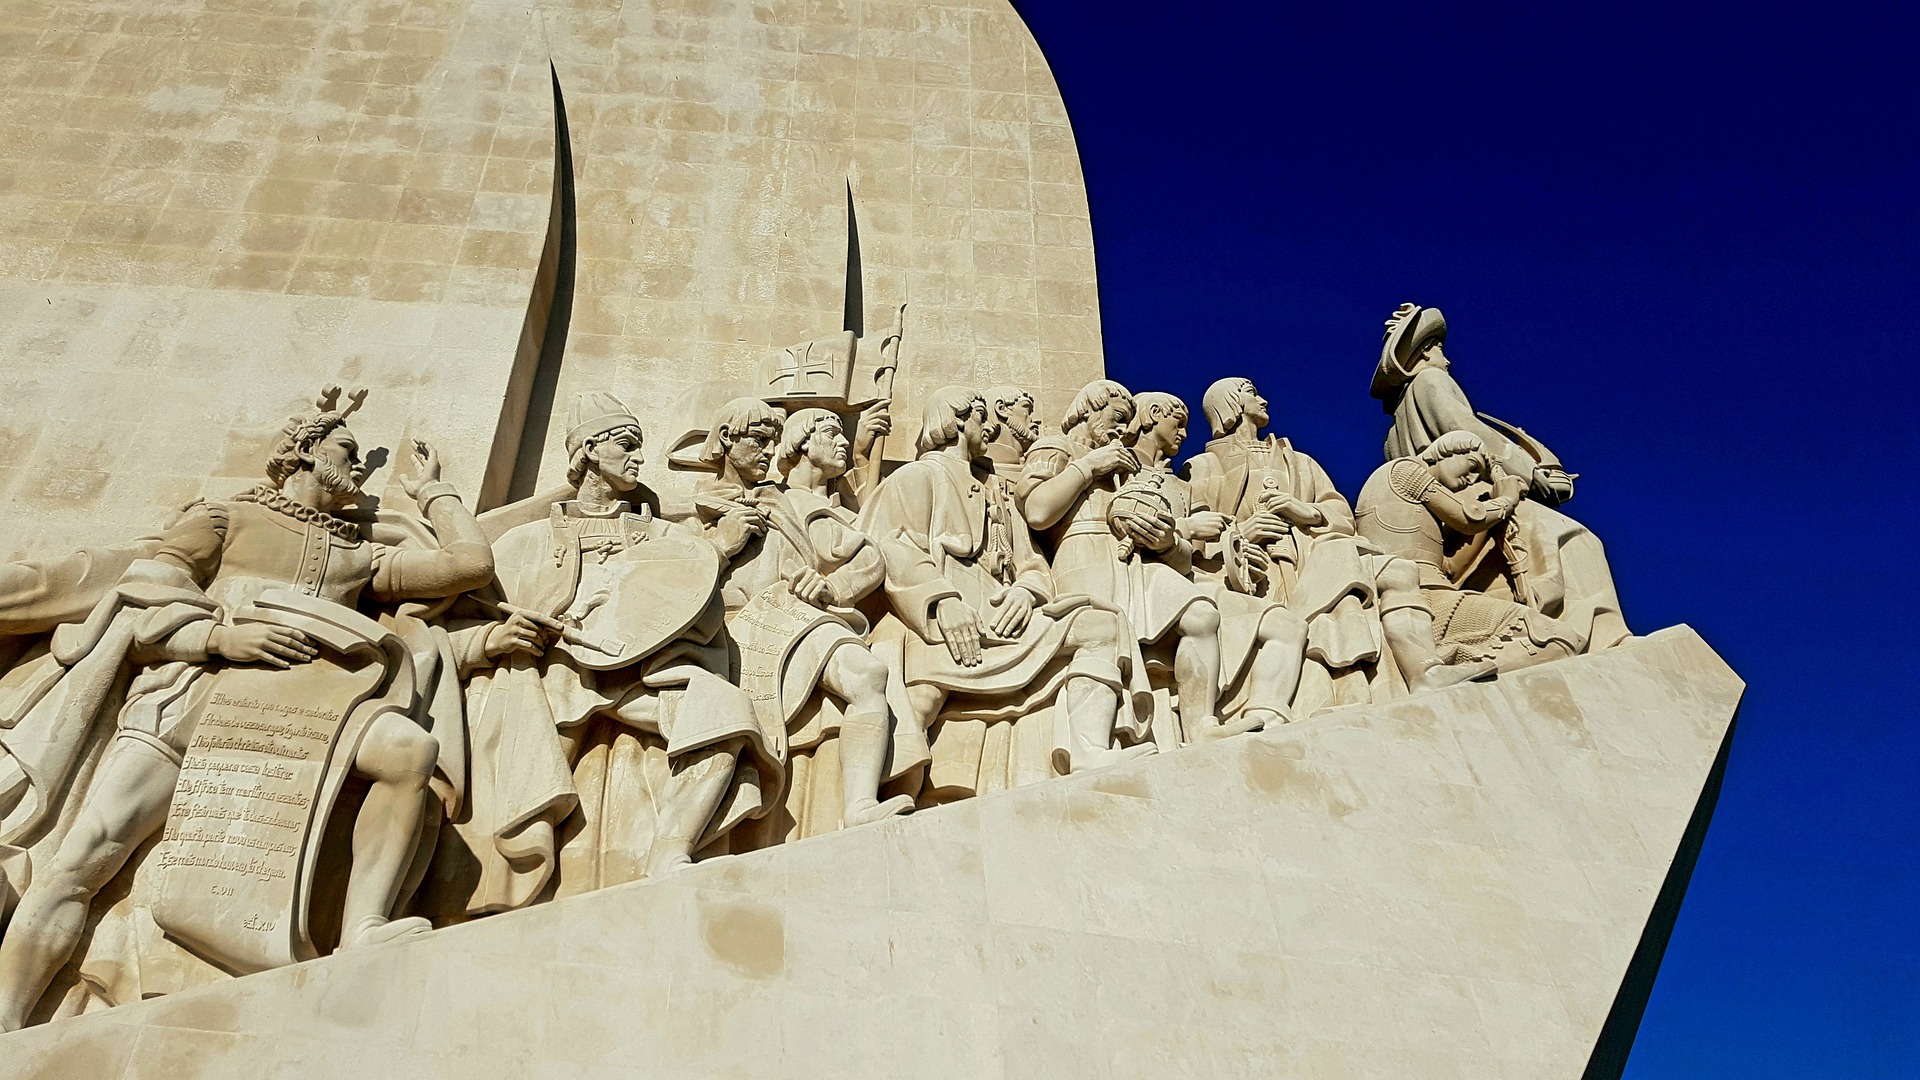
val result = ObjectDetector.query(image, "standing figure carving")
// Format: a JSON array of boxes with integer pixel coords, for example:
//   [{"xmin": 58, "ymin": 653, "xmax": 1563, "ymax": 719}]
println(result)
[
  {"xmin": 693, "ymin": 401, "xmax": 920, "ymax": 846},
  {"xmin": 1184, "ymin": 378, "xmax": 1491, "ymax": 709},
  {"xmin": 432, "ymin": 393, "xmax": 780, "ymax": 917},
  {"xmin": 1127, "ymin": 392, "xmax": 1311, "ymax": 736},
  {"xmin": 0, "ymin": 388, "xmax": 493, "ymax": 1030},
  {"xmin": 859, "ymin": 386, "xmax": 1152, "ymax": 802},
  {"xmin": 1021, "ymin": 381, "xmax": 1257, "ymax": 743},
  {"xmin": 1374, "ymin": 303, "xmax": 1630, "ymax": 649},
  {"xmin": 1356, "ymin": 433, "xmax": 1587, "ymax": 669}
]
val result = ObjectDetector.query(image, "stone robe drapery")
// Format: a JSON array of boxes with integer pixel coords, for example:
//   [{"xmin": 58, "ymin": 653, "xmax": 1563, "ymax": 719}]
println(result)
[
  {"xmin": 1381, "ymin": 366, "xmax": 1628, "ymax": 649},
  {"xmin": 858, "ymin": 452, "xmax": 1145, "ymax": 800},
  {"xmin": 430, "ymin": 501, "xmax": 782, "ymax": 916},
  {"xmin": 1184, "ymin": 435, "xmax": 1382, "ymax": 671},
  {"xmin": 699, "ymin": 482, "xmax": 927, "ymax": 845}
]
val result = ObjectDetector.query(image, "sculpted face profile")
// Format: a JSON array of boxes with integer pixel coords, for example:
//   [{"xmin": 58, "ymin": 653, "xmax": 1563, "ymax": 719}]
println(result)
[{"xmin": 0, "ymin": 386, "xmax": 495, "ymax": 1028}]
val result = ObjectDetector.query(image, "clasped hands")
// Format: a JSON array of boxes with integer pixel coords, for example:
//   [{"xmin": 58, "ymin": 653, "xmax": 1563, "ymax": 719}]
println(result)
[{"xmin": 935, "ymin": 588, "xmax": 1034, "ymax": 667}]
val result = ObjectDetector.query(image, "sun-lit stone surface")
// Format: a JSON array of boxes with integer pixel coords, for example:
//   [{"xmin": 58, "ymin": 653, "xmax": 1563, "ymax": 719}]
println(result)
[
  {"xmin": 0, "ymin": 0, "xmax": 1102, "ymax": 556},
  {"xmin": 0, "ymin": 626, "xmax": 1738, "ymax": 1079}
]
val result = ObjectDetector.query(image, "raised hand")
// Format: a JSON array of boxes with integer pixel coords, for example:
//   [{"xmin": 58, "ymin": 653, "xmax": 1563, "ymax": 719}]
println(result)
[
  {"xmin": 714, "ymin": 504, "xmax": 768, "ymax": 557},
  {"xmin": 854, "ymin": 399, "xmax": 893, "ymax": 458},
  {"xmin": 1082, "ymin": 442, "xmax": 1139, "ymax": 479},
  {"xmin": 936, "ymin": 596, "xmax": 984, "ymax": 667},
  {"xmin": 400, "ymin": 439, "xmax": 442, "ymax": 499},
  {"xmin": 985, "ymin": 586, "xmax": 1034, "ymax": 639},
  {"xmin": 213, "ymin": 624, "xmax": 317, "ymax": 668}
]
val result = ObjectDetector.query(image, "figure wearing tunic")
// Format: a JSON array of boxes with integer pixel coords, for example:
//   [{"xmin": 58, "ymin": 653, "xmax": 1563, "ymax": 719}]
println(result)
[
  {"xmin": 1355, "ymin": 458, "xmax": 1586, "ymax": 667},
  {"xmin": 695, "ymin": 480, "xmax": 926, "ymax": 844},
  {"xmin": 858, "ymin": 451, "xmax": 1144, "ymax": 798},
  {"xmin": 1381, "ymin": 366, "xmax": 1628, "ymax": 650},
  {"xmin": 1184, "ymin": 435, "xmax": 1392, "ymax": 674},
  {"xmin": 1023, "ymin": 435, "xmax": 1209, "ymax": 647},
  {"xmin": 432, "ymin": 500, "xmax": 781, "ymax": 914}
]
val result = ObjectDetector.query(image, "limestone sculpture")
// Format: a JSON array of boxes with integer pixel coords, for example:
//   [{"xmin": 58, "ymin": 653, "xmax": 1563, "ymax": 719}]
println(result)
[
  {"xmin": 429, "ymin": 393, "xmax": 781, "ymax": 917},
  {"xmin": 857, "ymin": 386, "xmax": 1154, "ymax": 801},
  {"xmin": 0, "ymin": 388, "xmax": 493, "ymax": 1029},
  {"xmin": 1021, "ymin": 381, "xmax": 1259, "ymax": 744},
  {"xmin": 692, "ymin": 402, "xmax": 921, "ymax": 846},
  {"xmin": 1183, "ymin": 377, "xmax": 1491, "ymax": 710},
  {"xmin": 1374, "ymin": 303, "xmax": 1631, "ymax": 650},
  {"xmin": 1126, "ymin": 391, "xmax": 1311, "ymax": 737},
  {"xmin": 1355, "ymin": 432, "xmax": 1588, "ymax": 670}
]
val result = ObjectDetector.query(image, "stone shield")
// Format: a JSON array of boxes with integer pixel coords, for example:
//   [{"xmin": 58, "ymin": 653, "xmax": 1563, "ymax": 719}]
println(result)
[{"xmin": 553, "ymin": 530, "xmax": 722, "ymax": 671}]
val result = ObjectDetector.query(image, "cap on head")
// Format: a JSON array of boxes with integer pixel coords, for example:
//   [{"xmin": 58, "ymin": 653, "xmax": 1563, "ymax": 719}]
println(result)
[
  {"xmin": 1372, "ymin": 303, "xmax": 1448, "ymax": 402},
  {"xmin": 565, "ymin": 391, "xmax": 641, "ymax": 458}
]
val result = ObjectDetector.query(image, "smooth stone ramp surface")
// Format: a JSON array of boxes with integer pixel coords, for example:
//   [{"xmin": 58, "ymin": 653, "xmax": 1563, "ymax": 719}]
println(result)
[{"xmin": 0, "ymin": 626, "xmax": 1740, "ymax": 1079}]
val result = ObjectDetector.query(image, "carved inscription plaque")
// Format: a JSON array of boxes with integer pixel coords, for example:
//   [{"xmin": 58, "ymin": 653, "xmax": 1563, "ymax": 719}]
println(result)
[{"xmin": 151, "ymin": 610, "xmax": 396, "ymax": 974}]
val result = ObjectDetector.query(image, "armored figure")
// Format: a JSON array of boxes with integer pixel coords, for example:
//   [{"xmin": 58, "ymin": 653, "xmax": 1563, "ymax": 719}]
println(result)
[
  {"xmin": 1373, "ymin": 303, "xmax": 1629, "ymax": 650},
  {"xmin": 0, "ymin": 388, "xmax": 494, "ymax": 1029},
  {"xmin": 1355, "ymin": 432, "xmax": 1587, "ymax": 670},
  {"xmin": 859, "ymin": 386, "xmax": 1152, "ymax": 800},
  {"xmin": 1184, "ymin": 377, "xmax": 1491, "ymax": 706},
  {"xmin": 693, "ymin": 401, "xmax": 920, "ymax": 845},
  {"xmin": 432, "ymin": 393, "xmax": 780, "ymax": 916}
]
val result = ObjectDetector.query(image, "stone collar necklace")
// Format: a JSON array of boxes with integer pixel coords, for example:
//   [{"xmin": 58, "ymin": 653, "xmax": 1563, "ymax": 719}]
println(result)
[{"xmin": 234, "ymin": 483, "xmax": 363, "ymax": 542}]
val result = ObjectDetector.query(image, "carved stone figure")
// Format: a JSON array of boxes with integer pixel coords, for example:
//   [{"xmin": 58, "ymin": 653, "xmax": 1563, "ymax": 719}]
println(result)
[
  {"xmin": 1373, "ymin": 303, "xmax": 1630, "ymax": 650},
  {"xmin": 1356, "ymin": 432, "xmax": 1587, "ymax": 670},
  {"xmin": 431, "ymin": 393, "xmax": 781, "ymax": 916},
  {"xmin": 1021, "ymin": 381, "xmax": 1260, "ymax": 743},
  {"xmin": 0, "ymin": 388, "xmax": 494, "ymax": 1029},
  {"xmin": 983, "ymin": 385, "xmax": 1042, "ymax": 481},
  {"xmin": 693, "ymin": 402, "xmax": 920, "ymax": 844},
  {"xmin": 1184, "ymin": 378, "xmax": 1491, "ymax": 707},
  {"xmin": 1127, "ymin": 392, "xmax": 1311, "ymax": 735},
  {"xmin": 858, "ymin": 386, "xmax": 1152, "ymax": 800}
]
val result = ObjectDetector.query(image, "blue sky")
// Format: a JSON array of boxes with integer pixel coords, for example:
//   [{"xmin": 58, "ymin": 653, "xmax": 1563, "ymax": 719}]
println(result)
[{"xmin": 1013, "ymin": 1, "xmax": 1920, "ymax": 1074}]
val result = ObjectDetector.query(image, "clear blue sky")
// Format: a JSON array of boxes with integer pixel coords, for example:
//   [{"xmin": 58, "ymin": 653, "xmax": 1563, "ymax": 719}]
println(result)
[{"xmin": 1014, "ymin": 1, "xmax": 1919, "ymax": 1074}]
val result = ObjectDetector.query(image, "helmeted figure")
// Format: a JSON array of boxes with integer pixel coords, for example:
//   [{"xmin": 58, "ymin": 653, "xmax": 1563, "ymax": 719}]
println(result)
[
  {"xmin": 1373, "ymin": 303, "xmax": 1630, "ymax": 650},
  {"xmin": 858, "ymin": 386, "xmax": 1152, "ymax": 802},
  {"xmin": 691, "ymin": 401, "xmax": 921, "ymax": 846},
  {"xmin": 1021, "ymin": 381, "xmax": 1263, "ymax": 743},
  {"xmin": 428, "ymin": 393, "xmax": 781, "ymax": 918},
  {"xmin": 1183, "ymin": 377, "xmax": 1490, "ymax": 709},
  {"xmin": 1355, "ymin": 432, "xmax": 1587, "ymax": 670},
  {"xmin": 0, "ymin": 387, "xmax": 493, "ymax": 1029}
]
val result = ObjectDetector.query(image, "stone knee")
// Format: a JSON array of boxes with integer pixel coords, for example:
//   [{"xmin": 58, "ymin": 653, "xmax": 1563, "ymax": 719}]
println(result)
[
  {"xmin": 1065, "ymin": 607, "xmax": 1126, "ymax": 656},
  {"xmin": 1257, "ymin": 606, "xmax": 1308, "ymax": 648},
  {"xmin": 1374, "ymin": 555, "xmax": 1422, "ymax": 603},
  {"xmin": 1177, "ymin": 599, "xmax": 1221, "ymax": 640},
  {"xmin": 356, "ymin": 715, "xmax": 439, "ymax": 784},
  {"xmin": 834, "ymin": 647, "xmax": 891, "ymax": 712}
]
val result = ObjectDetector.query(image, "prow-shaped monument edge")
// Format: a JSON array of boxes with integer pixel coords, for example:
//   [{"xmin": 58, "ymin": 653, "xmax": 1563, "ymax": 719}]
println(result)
[{"xmin": 0, "ymin": 627, "xmax": 1739, "ymax": 1080}]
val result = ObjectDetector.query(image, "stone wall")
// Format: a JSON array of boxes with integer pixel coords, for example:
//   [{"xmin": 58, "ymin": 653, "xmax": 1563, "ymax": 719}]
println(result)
[
  {"xmin": 0, "ymin": 627, "xmax": 1742, "ymax": 1078},
  {"xmin": 0, "ymin": 0, "xmax": 1102, "ymax": 556}
]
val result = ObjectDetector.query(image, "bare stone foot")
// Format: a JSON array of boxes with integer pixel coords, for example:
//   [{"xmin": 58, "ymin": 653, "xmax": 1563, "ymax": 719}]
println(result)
[
  {"xmin": 845, "ymin": 794, "xmax": 915, "ymax": 828},
  {"xmin": 341, "ymin": 915, "xmax": 432, "ymax": 950},
  {"xmin": 1407, "ymin": 659, "xmax": 1497, "ymax": 694}
]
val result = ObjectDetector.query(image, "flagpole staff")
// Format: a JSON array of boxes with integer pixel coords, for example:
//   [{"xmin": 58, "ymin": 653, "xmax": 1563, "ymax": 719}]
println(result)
[{"xmin": 855, "ymin": 302, "xmax": 906, "ymax": 496}]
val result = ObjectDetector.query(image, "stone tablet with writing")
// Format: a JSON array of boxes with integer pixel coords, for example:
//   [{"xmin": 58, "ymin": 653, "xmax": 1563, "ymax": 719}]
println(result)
[{"xmin": 151, "ymin": 592, "xmax": 414, "ymax": 974}]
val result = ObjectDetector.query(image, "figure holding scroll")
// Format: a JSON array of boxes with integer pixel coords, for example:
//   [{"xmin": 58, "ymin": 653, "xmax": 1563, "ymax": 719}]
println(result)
[{"xmin": 0, "ymin": 388, "xmax": 495, "ymax": 1030}]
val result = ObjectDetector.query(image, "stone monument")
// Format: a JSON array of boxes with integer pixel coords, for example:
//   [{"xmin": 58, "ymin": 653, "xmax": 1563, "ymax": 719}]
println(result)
[{"xmin": 0, "ymin": 3, "xmax": 1735, "ymax": 1078}]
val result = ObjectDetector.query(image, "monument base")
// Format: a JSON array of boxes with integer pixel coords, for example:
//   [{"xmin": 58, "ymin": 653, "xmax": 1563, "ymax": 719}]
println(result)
[{"xmin": 0, "ymin": 627, "xmax": 1738, "ymax": 1080}]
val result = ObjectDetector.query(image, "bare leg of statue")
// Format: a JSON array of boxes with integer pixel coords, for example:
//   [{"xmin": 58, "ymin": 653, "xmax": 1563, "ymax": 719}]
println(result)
[
  {"xmin": 819, "ymin": 647, "xmax": 914, "ymax": 829},
  {"xmin": 1055, "ymin": 609, "xmax": 1156, "ymax": 775},
  {"xmin": 1375, "ymin": 557, "xmax": 1495, "ymax": 692},
  {"xmin": 1240, "ymin": 606, "xmax": 1308, "ymax": 728},
  {"xmin": 0, "ymin": 738, "xmax": 178, "ymax": 1032},
  {"xmin": 339, "ymin": 711, "xmax": 439, "ymax": 949},
  {"xmin": 644, "ymin": 736, "xmax": 744, "ymax": 878}
]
